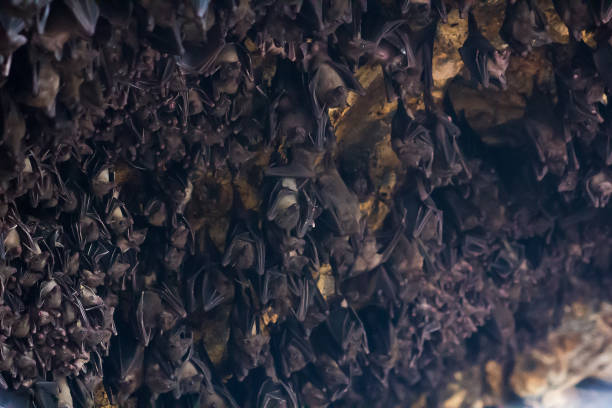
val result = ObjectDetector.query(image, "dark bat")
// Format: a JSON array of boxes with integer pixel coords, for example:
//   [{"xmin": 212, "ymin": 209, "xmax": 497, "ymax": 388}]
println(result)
[
  {"xmin": 145, "ymin": 11, "xmax": 184, "ymax": 56},
  {"xmin": 106, "ymin": 331, "xmax": 145, "ymax": 405},
  {"xmin": 157, "ymin": 324, "xmax": 193, "ymax": 364},
  {"xmin": 229, "ymin": 289, "xmax": 270, "ymax": 381},
  {"xmin": 177, "ymin": 22, "xmax": 225, "ymax": 74},
  {"xmin": 200, "ymin": 269, "xmax": 226, "ymax": 312},
  {"xmin": 256, "ymin": 379, "xmax": 299, "ymax": 408},
  {"xmin": 259, "ymin": 267, "xmax": 288, "ymax": 309},
  {"xmin": 274, "ymin": 319, "xmax": 315, "ymax": 378},
  {"xmin": 163, "ymin": 246, "xmax": 185, "ymax": 272},
  {"xmin": 325, "ymin": 305, "xmax": 369, "ymax": 364},
  {"xmin": 302, "ymin": 278, "xmax": 329, "ymax": 335},
  {"xmin": 372, "ymin": 20, "xmax": 417, "ymax": 73},
  {"xmin": 287, "ymin": 275, "xmax": 309, "ymax": 321},
  {"xmin": 521, "ymin": 80, "xmax": 570, "ymax": 180},
  {"xmin": 145, "ymin": 347, "xmax": 178, "ymax": 402},
  {"xmin": 360, "ymin": 308, "xmax": 398, "ymax": 387},
  {"xmin": 173, "ymin": 356, "xmax": 209, "ymax": 399},
  {"xmin": 32, "ymin": 381, "xmax": 58, "ymax": 408},
  {"xmin": 459, "ymin": 13, "xmax": 511, "ymax": 89},
  {"xmin": 68, "ymin": 376, "xmax": 95, "ymax": 408},
  {"xmin": 222, "ymin": 231, "xmax": 256, "ymax": 271},
  {"xmin": 170, "ymin": 214, "xmax": 195, "ymax": 253},
  {"xmin": 552, "ymin": 0, "xmax": 594, "ymax": 40},
  {"xmin": 210, "ymin": 44, "xmax": 253, "ymax": 101},
  {"xmin": 313, "ymin": 353, "xmax": 350, "ymax": 401},
  {"xmin": 224, "ymin": 223, "xmax": 265, "ymax": 275},
  {"xmin": 500, "ymin": 0, "xmax": 551, "ymax": 55},
  {"xmin": 391, "ymin": 102, "xmax": 434, "ymax": 177},
  {"xmin": 269, "ymin": 65, "xmax": 317, "ymax": 147},
  {"xmin": 347, "ymin": 210, "xmax": 406, "ymax": 278}
]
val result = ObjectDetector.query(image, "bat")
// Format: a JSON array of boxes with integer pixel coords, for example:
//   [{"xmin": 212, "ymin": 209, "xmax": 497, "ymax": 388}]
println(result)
[
  {"xmin": 391, "ymin": 101, "xmax": 434, "ymax": 177},
  {"xmin": 256, "ymin": 379, "xmax": 299, "ymax": 408},
  {"xmin": 316, "ymin": 166, "xmax": 362, "ymax": 236},
  {"xmin": 274, "ymin": 319, "xmax": 315, "ymax": 378},
  {"xmin": 500, "ymin": 0, "xmax": 551, "ymax": 55},
  {"xmin": 267, "ymin": 178, "xmax": 300, "ymax": 232},
  {"xmin": 586, "ymin": 170, "xmax": 612, "ymax": 208},
  {"xmin": 106, "ymin": 328, "xmax": 145, "ymax": 405},
  {"xmin": 552, "ymin": 0, "xmax": 594, "ymax": 40},
  {"xmin": 459, "ymin": 13, "xmax": 511, "ymax": 89}
]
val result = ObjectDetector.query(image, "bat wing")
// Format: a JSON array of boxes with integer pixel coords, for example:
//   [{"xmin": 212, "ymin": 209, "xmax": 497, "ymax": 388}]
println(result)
[{"xmin": 64, "ymin": 0, "xmax": 99, "ymax": 36}]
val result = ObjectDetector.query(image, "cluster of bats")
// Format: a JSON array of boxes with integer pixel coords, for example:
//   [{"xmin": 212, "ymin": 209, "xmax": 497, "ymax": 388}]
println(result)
[{"xmin": 0, "ymin": 0, "xmax": 612, "ymax": 407}]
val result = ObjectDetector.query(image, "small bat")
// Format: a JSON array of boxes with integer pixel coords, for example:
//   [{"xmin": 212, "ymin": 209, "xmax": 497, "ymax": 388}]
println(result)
[
  {"xmin": 316, "ymin": 166, "xmax": 362, "ymax": 236},
  {"xmin": 552, "ymin": 0, "xmax": 594, "ymax": 40},
  {"xmin": 360, "ymin": 306, "xmax": 398, "ymax": 385},
  {"xmin": 324, "ymin": 304, "xmax": 369, "ymax": 364},
  {"xmin": 106, "ymin": 329, "xmax": 145, "ymax": 405},
  {"xmin": 267, "ymin": 178, "xmax": 300, "ymax": 232},
  {"xmin": 157, "ymin": 324, "xmax": 193, "ymax": 364},
  {"xmin": 274, "ymin": 319, "xmax": 315, "ymax": 378},
  {"xmin": 256, "ymin": 379, "xmax": 299, "ymax": 408},
  {"xmin": 229, "ymin": 288, "xmax": 270, "ymax": 381},
  {"xmin": 585, "ymin": 170, "xmax": 612, "ymax": 208},
  {"xmin": 313, "ymin": 353, "xmax": 350, "ymax": 400},
  {"xmin": 459, "ymin": 13, "xmax": 511, "ymax": 89},
  {"xmin": 306, "ymin": 42, "xmax": 365, "ymax": 111},
  {"xmin": 500, "ymin": 0, "xmax": 551, "ymax": 55},
  {"xmin": 391, "ymin": 101, "xmax": 434, "ymax": 177}
]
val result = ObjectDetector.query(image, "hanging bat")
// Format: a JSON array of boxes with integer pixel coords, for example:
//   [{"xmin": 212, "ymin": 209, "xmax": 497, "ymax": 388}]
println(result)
[
  {"xmin": 552, "ymin": 0, "xmax": 594, "ymax": 40},
  {"xmin": 459, "ymin": 13, "xmax": 511, "ymax": 89},
  {"xmin": 500, "ymin": 0, "xmax": 551, "ymax": 55}
]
